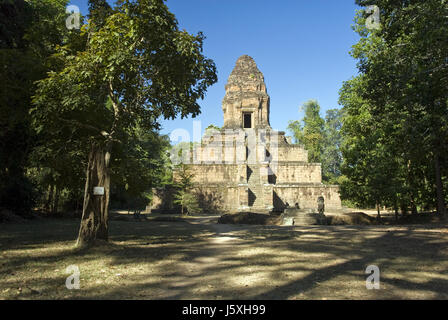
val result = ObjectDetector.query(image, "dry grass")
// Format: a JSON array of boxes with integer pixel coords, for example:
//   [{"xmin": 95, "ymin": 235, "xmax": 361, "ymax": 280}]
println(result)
[{"xmin": 1, "ymin": 217, "xmax": 447, "ymax": 300}]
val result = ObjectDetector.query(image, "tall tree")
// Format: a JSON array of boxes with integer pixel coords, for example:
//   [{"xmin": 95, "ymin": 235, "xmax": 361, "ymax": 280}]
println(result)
[
  {"xmin": 0, "ymin": 0, "xmax": 71, "ymax": 215},
  {"xmin": 322, "ymin": 108, "xmax": 344, "ymax": 184},
  {"xmin": 173, "ymin": 164, "xmax": 200, "ymax": 216},
  {"xmin": 88, "ymin": 0, "xmax": 112, "ymax": 30},
  {"xmin": 288, "ymin": 99, "xmax": 325, "ymax": 163},
  {"xmin": 339, "ymin": 76, "xmax": 404, "ymax": 215},
  {"xmin": 339, "ymin": 0, "xmax": 448, "ymax": 216},
  {"xmin": 363, "ymin": 0, "xmax": 447, "ymax": 216},
  {"xmin": 32, "ymin": 0, "xmax": 217, "ymax": 247},
  {"xmin": 110, "ymin": 125, "xmax": 171, "ymax": 211}
]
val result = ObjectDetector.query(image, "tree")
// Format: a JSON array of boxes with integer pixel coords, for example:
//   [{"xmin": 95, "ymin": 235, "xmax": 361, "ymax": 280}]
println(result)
[
  {"xmin": 288, "ymin": 100, "xmax": 343, "ymax": 183},
  {"xmin": 110, "ymin": 125, "xmax": 171, "ymax": 212},
  {"xmin": 170, "ymin": 141, "xmax": 200, "ymax": 165},
  {"xmin": 339, "ymin": 76, "xmax": 404, "ymax": 217},
  {"xmin": 32, "ymin": 0, "xmax": 217, "ymax": 247},
  {"xmin": 173, "ymin": 164, "xmax": 201, "ymax": 215},
  {"xmin": 28, "ymin": 133, "xmax": 88, "ymax": 214},
  {"xmin": 347, "ymin": 0, "xmax": 448, "ymax": 216},
  {"xmin": 87, "ymin": 0, "xmax": 112, "ymax": 30},
  {"xmin": 287, "ymin": 100, "xmax": 325, "ymax": 163},
  {"xmin": 0, "ymin": 0, "xmax": 72, "ymax": 216},
  {"xmin": 322, "ymin": 108, "xmax": 344, "ymax": 184}
]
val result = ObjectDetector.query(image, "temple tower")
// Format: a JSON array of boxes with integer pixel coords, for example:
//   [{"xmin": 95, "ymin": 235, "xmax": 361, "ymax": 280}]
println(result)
[{"xmin": 222, "ymin": 55, "xmax": 271, "ymax": 129}]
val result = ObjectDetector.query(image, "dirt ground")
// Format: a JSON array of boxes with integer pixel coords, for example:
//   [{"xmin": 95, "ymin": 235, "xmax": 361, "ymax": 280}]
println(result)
[{"xmin": 1, "ymin": 215, "xmax": 447, "ymax": 300}]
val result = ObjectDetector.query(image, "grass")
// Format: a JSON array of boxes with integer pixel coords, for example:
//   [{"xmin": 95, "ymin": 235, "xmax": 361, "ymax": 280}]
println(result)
[{"xmin": 1, "ymin": 216, "xmax": 448, "ymax": 299}]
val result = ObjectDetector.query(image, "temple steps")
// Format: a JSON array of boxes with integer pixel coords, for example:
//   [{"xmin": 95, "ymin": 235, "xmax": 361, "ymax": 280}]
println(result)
[
  {"xmin": 247, "ymin": 165, "xmax": 264, "ymax": 209},
  {"xmin": 247, "ymin": 165, "xmax": 260, "ymax": 185}
]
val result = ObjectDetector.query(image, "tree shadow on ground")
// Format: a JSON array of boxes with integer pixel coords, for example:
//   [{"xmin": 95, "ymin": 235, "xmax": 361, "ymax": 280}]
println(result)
[{"xmin": 1, "ymin": 218, "xmax": 447, "ymax": 299}]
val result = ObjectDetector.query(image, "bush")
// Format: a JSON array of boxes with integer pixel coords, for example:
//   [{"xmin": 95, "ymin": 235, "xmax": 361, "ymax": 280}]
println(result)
[
  {"xmin": 327, "ymin": 212, "xmax": 377, "ymax": 225},
  {"xmin": 0, "ymin": 174, "xmax": 35, "ymax": 217}
]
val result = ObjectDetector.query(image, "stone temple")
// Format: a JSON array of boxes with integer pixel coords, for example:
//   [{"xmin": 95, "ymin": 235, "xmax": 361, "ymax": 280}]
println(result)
[{"xmin": 152, "ymin": 55, "xmax": 341, "ymax": 214}]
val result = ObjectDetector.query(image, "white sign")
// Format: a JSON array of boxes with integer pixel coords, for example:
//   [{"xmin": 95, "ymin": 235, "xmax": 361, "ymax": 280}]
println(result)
[{"xmin": 93, "ymin": 187, "xmax": 105, "ymax": 196}]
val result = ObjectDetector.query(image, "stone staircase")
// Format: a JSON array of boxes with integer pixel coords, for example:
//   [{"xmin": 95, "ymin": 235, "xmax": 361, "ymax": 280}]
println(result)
[
  {"xmin": 282, "ymin": 208, "xmax": 327, "ymax": 226},
  {"xmin": 247, "ymin": 165, "xmax": 265, "ymax": 210}
]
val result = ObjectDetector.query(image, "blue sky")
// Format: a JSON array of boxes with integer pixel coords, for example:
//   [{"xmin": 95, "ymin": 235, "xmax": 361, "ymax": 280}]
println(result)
[{"xmin": 68, "ymin": 0, "xmax": 361, "ymax": 141}]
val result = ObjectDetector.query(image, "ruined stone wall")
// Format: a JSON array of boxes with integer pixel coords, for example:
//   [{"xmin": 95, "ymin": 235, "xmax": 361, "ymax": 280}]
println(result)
[
  {"xmin": 150, "ymin": 184, "xmax": 240, "ymax": 214},
  {"xmin": 276, "ymin": 146, "xmax": 308, "ymax": 162},
  {"xmin": 150, "ymin": 187, "xmax": 179, "ymax": 214},
  {"xmin": 194, "ymin": 131, "xmax": 310, "ymax": 164},
  {"xmin": 188, "ymin": 164, "xmax": 242, "ymax": 184},
  {"xmin": 273, "ymin": 163, "xmax": 322, "ymax": 184},
  {"xmin": 193, "ymin": 143, "xmax": 246, "ymax": 164},
  {"xmin": 187, "ymin": 162, "xmax": 322, "ymax": 185},
  {"xmin": 273, "ymin": 185, "xmax": 341, "ymax": 211},
  {"xmin": 151, "ymin": 184, "xmax": 341, "ymax": 214},
  {"xmin": 192, "ymin": 185, "xmax": 239, "ymax": 213}
]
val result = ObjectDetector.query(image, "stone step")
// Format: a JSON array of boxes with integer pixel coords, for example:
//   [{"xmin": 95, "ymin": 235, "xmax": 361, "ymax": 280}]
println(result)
[
  {"xmin": 248, "ymin": 186, "xmax": 264, "ymax": 208},
  {"xmin": 282, "ymin": 212, "xmax": 327, "ymax": 226},
  {"xmin": 247, "ymin": 165, "xmax": 260, "ymax": 184},
  {"xmin": 247, "ymin": 165, "xmax": 267, "ymax": 209}
]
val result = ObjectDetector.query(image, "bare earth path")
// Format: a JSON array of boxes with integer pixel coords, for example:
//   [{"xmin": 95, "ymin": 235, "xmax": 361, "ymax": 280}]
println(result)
[{"xmin": 1, "ymin": 216, "xmax": 447, "ymax": 299}]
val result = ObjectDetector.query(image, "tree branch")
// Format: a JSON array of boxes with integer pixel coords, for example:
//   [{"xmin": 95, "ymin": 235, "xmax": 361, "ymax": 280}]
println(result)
[{"xmin": 56, "ymin": 116, "xmax": 121, "ymax": 143}]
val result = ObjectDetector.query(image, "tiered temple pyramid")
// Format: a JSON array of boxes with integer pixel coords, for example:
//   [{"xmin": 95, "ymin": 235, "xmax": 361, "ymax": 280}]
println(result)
[{"xmin": 152, "ymin": 55, "xmax": 341, "ymax": 213}]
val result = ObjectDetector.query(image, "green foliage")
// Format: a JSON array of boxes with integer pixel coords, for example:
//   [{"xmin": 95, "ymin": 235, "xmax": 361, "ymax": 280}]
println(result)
[
  {"xmin": 338, "ymin": 1, "xmax": 448, "ymax": 214},
  {"xmin": 288, "ymin": 100, "xmax": 325, "ymax": 163},
  {"xmin": 0, "ymin": 0, "xmax": 217, "ymax": 222},
  {"xmin": 0, "ymin": 171, "xmax": 36, "ymax": 216},
  {"xmin": 173, "ymin": 164, "xmax": 201, "ymax": 215},
  {"xmin": 205, "ymin": 124, "xmax": 221, "ymax": 133},
  {"xmin": 0, "ymin": 0, "xmax": 73, "ymax": 216},
  {"xmin": 32, "ymin": 0, "xmax": 218, "ymax": 145},
  {"xmin": 169, "ymin": 141, "xmax": 200, "ymax": 165},
  {"xmin": 28, "ymin": 0, "xmax": 216, "ymax": 231},
  {"xmin": 288, "ymin": 100, "xmax": 343, "ymax": 184},
  {"xmin": 322, "ymin": 108, "xmax": 343, "ymax": 183},
  {"xmin": 27, "ymin": 134, "xmax": 88, "ymax": 213},
  {"xmin": 88, "ymin": 0, "xmax": 113, "ymax": 30},
  {"xmin": 110, "ymin": 125, "xmax": 171, "ymax": 210}
]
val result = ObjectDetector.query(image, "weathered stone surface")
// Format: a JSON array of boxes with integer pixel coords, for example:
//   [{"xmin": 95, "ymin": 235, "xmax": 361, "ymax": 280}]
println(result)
[
  {"xmin": 282, "ymin": 208, "xmax": 327, "ymax": 226},
  {"xmin": 222, "ymin": 55, "xmax": 271, "ymax": 129}
]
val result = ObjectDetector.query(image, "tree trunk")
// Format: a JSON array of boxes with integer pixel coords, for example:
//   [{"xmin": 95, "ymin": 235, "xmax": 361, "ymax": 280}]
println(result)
[
  {"xmin": 434, "ymin": 152, "xmax": 446, "ymax": 217},
  {"xmin": 394, "ymin": 201, "xmax": 399, "ymax": 222},
  {"xmin": 410, "ymin": 202, "xmax": 418, "ymax": 215},
  {"xmin": 45, "ymin": 184, "xmax": 54, "ymax": 213},
  {"xmin": 400, "ymin": 203, "xmax": 408, "ymax": 216},
  {"xmin": 53, "ymin": 185, "xmax": 60, "ymax": 214},
  {"xmin": 407, "ymin": 160, "xmax": 418, "ymax": 215},
  {"xmin": 376, "ymin": 202, "xmax": 381, "ymax": 222},
  {"xmin": 77, "ymin": 142, "xmax": 111, "ymax": 247}
]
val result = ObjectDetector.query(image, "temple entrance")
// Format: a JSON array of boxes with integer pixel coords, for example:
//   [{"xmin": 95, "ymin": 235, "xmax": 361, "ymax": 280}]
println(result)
[{"xmin": 243, "ymin": 112, "xmax": 252, "ymax": 128}]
